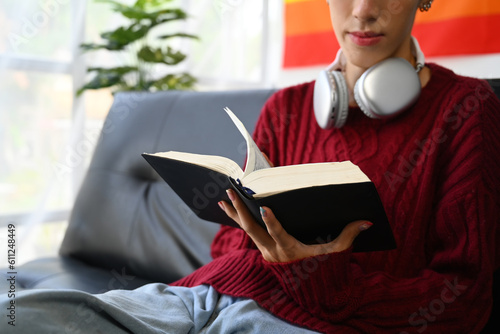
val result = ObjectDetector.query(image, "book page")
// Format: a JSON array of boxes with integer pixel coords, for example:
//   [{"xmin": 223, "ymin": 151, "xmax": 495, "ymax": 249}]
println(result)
[
  {"xmin": 147, "ymin": 151, "xmax": 244, "ymax": 180},
  {"xmin": 243, "ymin": 161, "xmax": 371, "ymax": 198},
  {"xmin": 224, "ymin": 107, "xmax": 271, "ymax": 177}
]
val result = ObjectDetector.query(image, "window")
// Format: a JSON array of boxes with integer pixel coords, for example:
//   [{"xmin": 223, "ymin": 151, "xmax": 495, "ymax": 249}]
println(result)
[
  {"xmin": 0, "ymin": 1, "xmax": 87, "ymax": 264},
  {"xmin": 0, "ymin": 1, "xmax": 119, "ymax": 264}
]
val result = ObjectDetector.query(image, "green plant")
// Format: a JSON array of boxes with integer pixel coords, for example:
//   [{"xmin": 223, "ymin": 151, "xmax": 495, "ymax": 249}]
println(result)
[{"xmin": 77, "ymin": 0, "xmax": 198, "ymax": 96}]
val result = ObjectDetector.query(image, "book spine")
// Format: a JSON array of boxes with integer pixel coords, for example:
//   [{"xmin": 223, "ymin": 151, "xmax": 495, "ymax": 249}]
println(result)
[{"xmin": 229, "ymin": 177, "xmax": 266, "ymax": 229}]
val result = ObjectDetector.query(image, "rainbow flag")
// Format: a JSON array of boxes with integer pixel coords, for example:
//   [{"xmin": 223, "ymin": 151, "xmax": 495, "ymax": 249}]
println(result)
[{"xmin": 284, "ymin": 0, "xmax": 500, "ymax": 68}]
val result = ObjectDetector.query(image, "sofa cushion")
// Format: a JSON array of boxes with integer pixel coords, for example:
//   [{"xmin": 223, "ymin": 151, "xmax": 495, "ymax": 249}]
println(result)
[
  {"xmin": 14, "ymin": 257, "xmax": 152, "ymax": 294},
  {"xmin": 59, "ymin": 89, "xmax": 276, "ymax": 283}
]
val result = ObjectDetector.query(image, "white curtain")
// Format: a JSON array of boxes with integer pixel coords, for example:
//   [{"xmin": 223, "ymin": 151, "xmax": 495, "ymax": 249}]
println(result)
[
  {"xmin": 185, "ymin": 0, "xmax": 283, "ymax": 90},
  {"xmin": 0, "ymin": 1, "xmax": 88, "ymax": 265},
  {"xmin": 0, "ymin": 0, "xmax": 131, "ymax": 265}
]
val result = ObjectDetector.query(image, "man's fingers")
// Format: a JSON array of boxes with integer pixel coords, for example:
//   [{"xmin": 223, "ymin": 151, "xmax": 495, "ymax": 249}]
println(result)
[
  {"xmin": 260, "ymin": 206, "xmax": 295, "ymax": 248},
  {"xmin": 223, "ymin": 189, "xmax": 274, "ymax": 248},
  {"xmin": 329, "ymin": 220, "xmax": 373, "ymax": 252},
  {"xmin": 218, "ymin": 200, "xmax": 240, "ymax": 224},
  {"xmin": 221, "ymin": 191, "xmax": 372, "ymax": 262}
]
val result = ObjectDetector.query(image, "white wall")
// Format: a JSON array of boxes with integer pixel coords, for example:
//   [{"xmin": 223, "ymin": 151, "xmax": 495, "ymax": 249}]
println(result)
[
  {"xmin": 275, "ymin": 53, "xmax": 500, "ymax": 89},
  {"xmin": 428, "ymin": 54, "xmax": 500, "ymax": 79}
]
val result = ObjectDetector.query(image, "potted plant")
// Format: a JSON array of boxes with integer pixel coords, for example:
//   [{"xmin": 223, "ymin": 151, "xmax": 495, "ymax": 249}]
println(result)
[{"xmin": 77, "ymin": 0, "xmax": 198, "ymax": 96}]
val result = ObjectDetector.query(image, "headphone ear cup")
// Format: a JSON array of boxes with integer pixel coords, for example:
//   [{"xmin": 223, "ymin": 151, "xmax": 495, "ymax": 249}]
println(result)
[
  {"xmin": 314, "ymin": 70, "xmax": 349, "ymax": 129},
  {"xmin": 354, "ymin": 58, "xmax": 421, "ymax": 119},
  {"xmin": 353, "ymin": 78, "xmax": 376, "ymax": 118}
]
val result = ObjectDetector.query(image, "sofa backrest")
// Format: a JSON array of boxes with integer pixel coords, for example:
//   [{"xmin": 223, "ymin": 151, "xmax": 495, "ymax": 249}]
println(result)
[
  {"xmin": 482, "ymin": 78, "xmax": 500, "ymax": 333},
  {"xmin": 60, "ymin": 89, "xmax": 276, "ymax": 283},
  {"xmin": 486, "ymin": 79, "xmax": 500, "ymax": 99}
]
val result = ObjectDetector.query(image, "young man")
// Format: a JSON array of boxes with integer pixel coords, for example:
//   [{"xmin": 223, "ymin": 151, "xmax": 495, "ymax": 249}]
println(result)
[{"xmin": 3, "ymin": 1, "xmax": 499, "ymax": 333}]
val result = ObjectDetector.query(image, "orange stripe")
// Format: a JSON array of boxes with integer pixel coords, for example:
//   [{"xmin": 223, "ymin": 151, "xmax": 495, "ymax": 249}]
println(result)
[
  {"xmin": 284, "ymin": 1, "xmax": 500, "ymax": 67},
  {"xmin": 283, "ymin": 31, "xmax": 339, "ymax": 68},
  {"xmin": 284, "ymin": 0, "xmax": 317, "ymax": 3},
  {"xmin": 284, "ymin": 14, "xmax": 500, "ymax": 67},
  {"xmin": 416, "ymin": 0, "xmax": 500, "ymax": 24},
  {"xmin": 285, "ymin": 0, "xmax": 331, "ymax": 36},
  {"xmin": 285, "ymin": 0, "xmax": 500, "ymax": 28},
  {"xmin": 413, "ymin": 14, "xmax": 500, "ymax": 56}
]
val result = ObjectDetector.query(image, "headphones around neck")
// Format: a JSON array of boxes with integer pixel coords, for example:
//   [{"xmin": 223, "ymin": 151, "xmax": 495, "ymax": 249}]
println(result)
[{"xmin": 313, "ymin": 37, "xmax": 425, "ymax": 129}]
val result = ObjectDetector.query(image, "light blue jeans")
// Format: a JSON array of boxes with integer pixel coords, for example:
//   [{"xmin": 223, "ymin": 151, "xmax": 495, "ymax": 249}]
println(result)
[{"xmin": 1, "ymin": 283, "xmax": 320, "ymax": 333}]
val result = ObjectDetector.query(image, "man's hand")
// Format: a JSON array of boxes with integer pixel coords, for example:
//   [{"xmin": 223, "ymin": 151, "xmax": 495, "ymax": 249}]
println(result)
[{"xmin": 218, "ymin": 189, "xmax": 372, "ymax": 263}]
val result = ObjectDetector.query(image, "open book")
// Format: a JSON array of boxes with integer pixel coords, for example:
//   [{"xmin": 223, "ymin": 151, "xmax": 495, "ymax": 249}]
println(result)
[{"xmin": 142, "ymin": 108, "xmax": 396, "ymax": 252}]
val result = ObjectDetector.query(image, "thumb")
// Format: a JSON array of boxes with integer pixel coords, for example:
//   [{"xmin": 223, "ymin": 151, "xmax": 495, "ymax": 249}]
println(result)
[{"xmin": 331, "ymin": 220, "xmax": 373, "ymax": 253}]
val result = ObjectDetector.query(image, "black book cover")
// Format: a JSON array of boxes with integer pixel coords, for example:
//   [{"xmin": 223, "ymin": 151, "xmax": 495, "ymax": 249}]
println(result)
[
  {"xmin": 142, "ymin": 153, "xmax": 239, "ymax": 228},
  {"xmin": 142, "ymin": 153, "xmax": 396, "ymax": 252}
]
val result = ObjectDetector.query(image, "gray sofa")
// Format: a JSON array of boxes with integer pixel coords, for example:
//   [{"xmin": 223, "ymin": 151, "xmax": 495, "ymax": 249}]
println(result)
[
  {"xmin": 16, "ymin": 89, "xmax": 276, "ymax": 293},
  {"xmin": 7, "ymin": 80, "xmax": 500, "ymax": 331}
]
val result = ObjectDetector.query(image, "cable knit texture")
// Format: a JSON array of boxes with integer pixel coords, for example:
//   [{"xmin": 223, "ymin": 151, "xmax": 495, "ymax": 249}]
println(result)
[{"xmin": 172, "ymin": 64, "xmax": 500, "ymax": 333}]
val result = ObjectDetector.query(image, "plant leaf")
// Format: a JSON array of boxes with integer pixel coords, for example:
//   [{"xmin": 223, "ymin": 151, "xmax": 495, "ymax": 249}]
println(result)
[
  {"xmin": 87, "ymin": 66, "xmax": 138, "ymax": 75},
  {"xmin": 96, "ymin": 0, "xmax": 139, "ymax": 17},
  {"xmin": 80, "ymin": 43, "xmax": 117, "ymax": 52},
  {"xmin": 133, "ymin": 0, "xmax": 172, "ymax": 11},
  {"xmin": 137, "ymin": 46, "xmax": 164, "ymax": 63},
  {"xmin": 96, "ymin": 0, "xmax": 150, "ymax": 19},
  {"xmin": 158, "ymin": 32, "xmax": 199, "ymax": 40},
  {"xmin": 79, "ymin": 0, "xmax": 197, "ymax": 93},
  {"xmin": 149, "ymin": 73, "xmax": 197, "ymax": 91},
  {"xmin": 97, "ymin": 0, "xmax": 185, "ymax": 22},
  {"xmin": 100, "ymin": 24, "xmax": 150, "ymax": 48},
  {"xmin": 137, "ymin": 46, "xmax": 186, "ymax": 65},
  {"xmin": 162, "ymin": 47, "xmax": 187, "ymax": 65},
  {"xmin": 153, "ymin": 9, "xmax": 188, "ymax": 25},
  {"xmin": 77, "ymin": 72, "xmax": 123, "ymax": 96},
  {"xmin": 77, "ymin": 66, "xmax": 139, "ymax": 96}
]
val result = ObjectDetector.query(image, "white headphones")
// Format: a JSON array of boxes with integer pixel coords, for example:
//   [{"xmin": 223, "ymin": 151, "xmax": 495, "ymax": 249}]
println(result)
[{"xmin": 313, "ymin": 37, "xmax": 426, "ymax": 129}]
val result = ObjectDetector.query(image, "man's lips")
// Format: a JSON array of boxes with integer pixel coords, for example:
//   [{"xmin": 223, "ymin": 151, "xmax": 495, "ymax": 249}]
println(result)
[{"xmin": 349, "ymin": 31, "xmax": 384, "ymax": 46}]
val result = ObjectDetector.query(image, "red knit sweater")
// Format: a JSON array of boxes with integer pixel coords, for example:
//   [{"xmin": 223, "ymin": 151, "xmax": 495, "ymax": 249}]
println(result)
[{"xmin": 172, "ymin": 64, "xmax": 500, "ymax": 333}]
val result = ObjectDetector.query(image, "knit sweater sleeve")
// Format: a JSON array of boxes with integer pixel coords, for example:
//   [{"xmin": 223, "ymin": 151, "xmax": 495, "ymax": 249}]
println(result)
[{"xmin": 252, "ymin": 79, "xmax": 500, "ymax": 333}]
